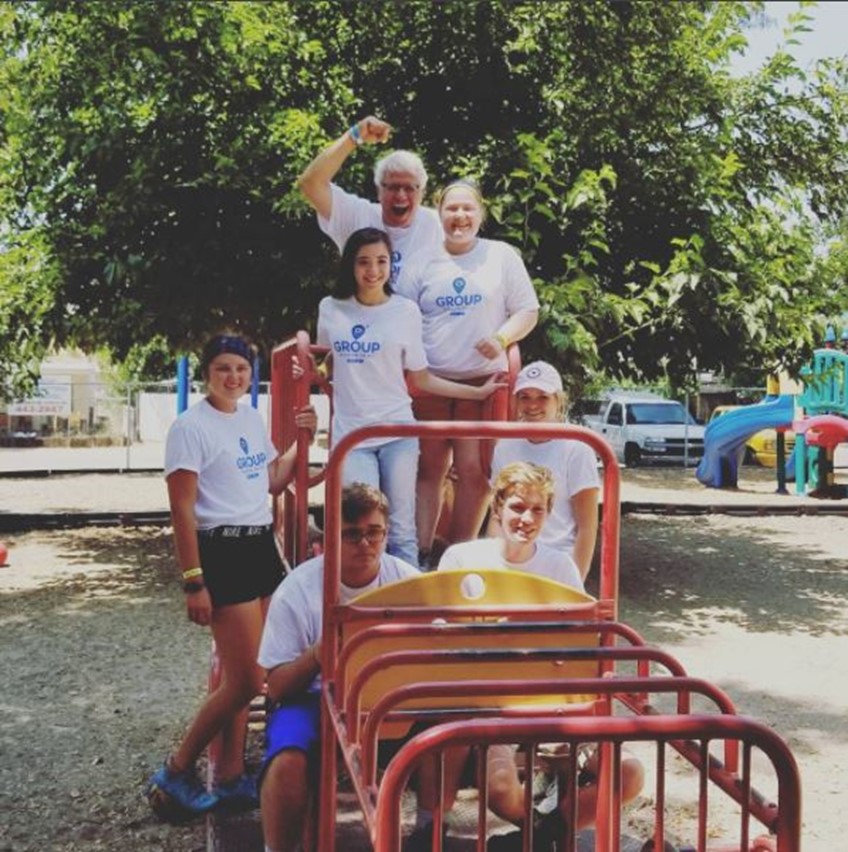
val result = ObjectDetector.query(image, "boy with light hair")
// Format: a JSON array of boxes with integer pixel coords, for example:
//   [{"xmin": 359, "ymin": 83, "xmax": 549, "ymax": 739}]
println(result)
[{"xmin": 439, "ymin": 461, "xmax": 583, "ymax": 589}]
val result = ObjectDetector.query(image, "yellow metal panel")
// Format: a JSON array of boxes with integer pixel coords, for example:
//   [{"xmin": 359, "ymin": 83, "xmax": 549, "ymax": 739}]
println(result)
[{"xmin": 341, "ymin": 570, "xmax": 602, "ymax": 738}]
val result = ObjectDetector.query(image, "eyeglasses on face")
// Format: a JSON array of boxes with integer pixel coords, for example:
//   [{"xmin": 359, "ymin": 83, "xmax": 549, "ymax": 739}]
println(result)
[
  {"xmin": 380, "ymin": 182, "xmax": 420, "ymax": 195},
  {"xmin": 340, "ymin": 526, "xmax": 388, "ymax": 545}
]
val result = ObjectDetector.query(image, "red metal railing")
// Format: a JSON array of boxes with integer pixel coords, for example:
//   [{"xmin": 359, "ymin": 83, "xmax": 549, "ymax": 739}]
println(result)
[
  {"xmin": 317, "ymin": 420, "xmax": 622, "ymax": 852},
  {"xmin": 372, "ymin": 715, "xmax": 801, "ymax": 852},
  {"xmin": 270, "ymin": 333, "xmax": 523, "ymax": 565}
]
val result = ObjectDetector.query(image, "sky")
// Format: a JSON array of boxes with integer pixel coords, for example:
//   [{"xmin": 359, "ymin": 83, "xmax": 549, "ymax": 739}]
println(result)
[{"xmin": 731, "ymin": 1, "xmax": 848, "ymax": 75}]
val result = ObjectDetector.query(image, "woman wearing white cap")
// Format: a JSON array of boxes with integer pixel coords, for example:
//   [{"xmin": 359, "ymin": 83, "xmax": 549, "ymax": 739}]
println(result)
[{"xmin": 489, "ymin": 360, "xmax": 599, "ymax": 579}]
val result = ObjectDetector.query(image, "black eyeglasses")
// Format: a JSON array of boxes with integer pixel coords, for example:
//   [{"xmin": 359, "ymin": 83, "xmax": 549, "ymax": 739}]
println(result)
[{"xmin": 341, "ymin": 526, "xmax": 388, "ymax": 545}]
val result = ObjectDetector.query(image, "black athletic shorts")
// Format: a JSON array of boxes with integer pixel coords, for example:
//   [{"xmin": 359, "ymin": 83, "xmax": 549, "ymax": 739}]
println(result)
[{"xmin": 197, "ymin": 525, "xmax": 286, "ymax": 607}]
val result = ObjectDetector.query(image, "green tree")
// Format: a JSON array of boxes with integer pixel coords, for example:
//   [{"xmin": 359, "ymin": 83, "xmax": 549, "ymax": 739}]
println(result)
[
  {"xmin": 0, "ymin": 0, "xmax": 354, "ymax": 386},
  {"xmin": 0, "ymin": 1, "xmax": 845, "ymax": 395}
]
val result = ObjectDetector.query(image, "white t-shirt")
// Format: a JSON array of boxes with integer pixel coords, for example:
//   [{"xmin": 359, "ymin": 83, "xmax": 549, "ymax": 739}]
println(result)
[
  {"xmin": 317, "ymin": 294, "xmax": 428, "ymax": 448},
  {"xmin": 164, "ymin": 398, "xmax": 278, "ymax": 528},
  {"xmin": 258, "ymin": 552, "xmax": 420, "ymax": 692},
  {"xmin": 490, "ymin": 439, "xmax": 600, "ymax": 554},
  {"xmin": 318, "ymin": 184, "xmax": 443, "ymax": 292},
  {"xmin": 437, "ymin": 537, "xmax": 584, "ymax": 591},
  {"xmin": 399, "ymin": 239, "xmax": 539, "ymax": 379}
]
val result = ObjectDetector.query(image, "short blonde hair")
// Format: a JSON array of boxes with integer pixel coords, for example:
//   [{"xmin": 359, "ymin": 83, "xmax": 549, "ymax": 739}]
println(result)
[{"xmin": 492, "ymin": 462, "xmax": 554, "ymax": 515}]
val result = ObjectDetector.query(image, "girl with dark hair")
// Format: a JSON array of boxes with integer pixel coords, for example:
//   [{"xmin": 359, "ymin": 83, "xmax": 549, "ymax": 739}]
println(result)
[
  {"xmin": 147, "ymin": 333, "xmax": 316, "ymax": 819},
  {"xmin": 312, "ymin": 227, "xmax": 503, "ymax": 567}
]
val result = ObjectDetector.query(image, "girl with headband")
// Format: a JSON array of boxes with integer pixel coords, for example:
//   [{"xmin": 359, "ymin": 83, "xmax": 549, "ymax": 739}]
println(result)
[{"xmin": 148, "ymin": 333, "xmax": 317, "ymax": 819}]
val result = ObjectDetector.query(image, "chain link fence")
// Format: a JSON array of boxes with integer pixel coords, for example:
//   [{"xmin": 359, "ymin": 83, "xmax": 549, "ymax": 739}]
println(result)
[{"xmin": 1, "ymin": 379, "xmax": 779, "ymax": 471}]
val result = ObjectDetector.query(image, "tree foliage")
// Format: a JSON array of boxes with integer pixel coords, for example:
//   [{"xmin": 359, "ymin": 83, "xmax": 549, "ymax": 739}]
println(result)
[{"xmin": 0, "ymin": 0, "xmax": 845, "ymax": 395}]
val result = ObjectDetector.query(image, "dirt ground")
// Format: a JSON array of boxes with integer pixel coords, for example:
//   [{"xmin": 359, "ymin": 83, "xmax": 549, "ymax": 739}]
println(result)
[{"xmin": 0, "ymin": 468, "xmax": 846, "ymax": 851}]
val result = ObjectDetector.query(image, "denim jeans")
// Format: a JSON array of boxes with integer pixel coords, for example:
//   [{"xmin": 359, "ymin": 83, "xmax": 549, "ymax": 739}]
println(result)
[{"xmin": 342, "ymin": 437, "xmax": 419, "ymax": 567}]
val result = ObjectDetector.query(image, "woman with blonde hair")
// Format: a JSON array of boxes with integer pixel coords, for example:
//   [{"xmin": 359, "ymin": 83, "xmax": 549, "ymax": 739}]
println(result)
[{"xmin": 398, "ymin": 179, "xmax": 539, "ymax": 566}]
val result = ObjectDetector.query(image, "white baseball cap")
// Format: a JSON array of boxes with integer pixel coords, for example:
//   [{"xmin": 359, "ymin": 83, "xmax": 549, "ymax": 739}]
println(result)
[{"xmin": 514, "ymin": 361, "xmax": 563, "ymax": 395}]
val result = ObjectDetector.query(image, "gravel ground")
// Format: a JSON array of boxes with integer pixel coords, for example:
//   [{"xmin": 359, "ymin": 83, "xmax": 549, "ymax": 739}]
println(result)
[{"xmin": 0, "ymin": 469, "xmax": 846, "ymax": 850}]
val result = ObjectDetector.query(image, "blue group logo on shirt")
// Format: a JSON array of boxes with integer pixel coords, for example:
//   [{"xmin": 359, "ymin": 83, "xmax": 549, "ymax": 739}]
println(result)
[
  {"xmin": 390, "ymin": 250, "xmax": 402, "ymax": 284},
  {"xmin": 435, "ymin": 276, "xmax": 483, "ymax": 314},
  {"xmin": 236, "ymin": 435, "xmax": 267, "ymax": 479},
  {"xmin": 333, "ymin": 323, "xmax": 381, "ymax": 361}
]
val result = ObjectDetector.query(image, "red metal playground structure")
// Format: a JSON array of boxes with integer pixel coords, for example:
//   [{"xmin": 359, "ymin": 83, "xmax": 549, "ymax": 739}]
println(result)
[{"xmin": 206, "ymin": 333, "xmax": 801, "ymax": 852}]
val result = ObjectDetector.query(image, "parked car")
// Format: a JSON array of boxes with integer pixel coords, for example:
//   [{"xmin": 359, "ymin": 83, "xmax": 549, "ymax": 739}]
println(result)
[
  {"xmin": 708, "ymin": 405, "xmax": 795, "ymax": 467},
  {"xmin": 584, "ymin": 391, "xmax": 705, "ymax": 467}
]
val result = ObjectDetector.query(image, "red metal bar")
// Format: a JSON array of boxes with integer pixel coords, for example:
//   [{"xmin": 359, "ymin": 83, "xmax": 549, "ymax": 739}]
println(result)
[
  {"xmin": 270, "ymin": 337, "xmax": 300, "ymax": 565},
  {"xmin": 318, "ymin": 420, "xmax": 620, "ymax": 852},
  {"xmin": 359, "ymin": 675, "xmax": 738, "ymax": 783},
  {"xmin": 270, "ymin": 334, "xmax": 331, "ymax": 565},
  {"xmin": 322, "ymin": 421, "xmax": 620, "ymax": 624},
  {"xmin": 372, "ymin": 715, "xmax": 801, "ymax": 852}
]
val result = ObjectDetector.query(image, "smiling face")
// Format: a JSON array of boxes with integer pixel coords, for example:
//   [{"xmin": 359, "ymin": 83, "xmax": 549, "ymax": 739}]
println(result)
[
  {"xmin": 515, "ymin": 388, "xmax": 562, "ymax": 424},
  {"xmin": 204, "ymin": 353, "xmax": 252, "ymax": 411},
  {"xmin": 497, "ymin": 486, "xmax": 550, "ymax": 546},
  {"xmin": 353, "ymin": 240, "xmax": 391, "ymax": 303},
  {"xmin": 438, "ymin": 185, "xmax": 483, "ymax": 253},
  {"xmin": 378, "ymin": 170, "xmax": 422, "ymax": 228}
]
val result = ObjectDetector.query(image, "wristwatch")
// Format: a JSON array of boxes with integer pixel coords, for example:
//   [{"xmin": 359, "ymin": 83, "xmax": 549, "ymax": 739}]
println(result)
[{"xmin": 182, "ymin": 580, "xmax": 205, "ymax": 594}]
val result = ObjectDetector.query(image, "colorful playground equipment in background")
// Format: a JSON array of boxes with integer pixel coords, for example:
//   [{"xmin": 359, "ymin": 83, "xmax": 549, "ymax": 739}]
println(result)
[
  {"xmin": 697, "ymin": 325, "xmax": 848, "ymax": 496},
  {"xmin": 793, "ymin": 345, "xmax": 848, "ymax": 496},
  {"xmin": 707, "ymin": 406, "xmax": 796, "ymax": 469},
  {"xmin": 696, "ymin": 382, "xmax": 795, "ymax": 490}
]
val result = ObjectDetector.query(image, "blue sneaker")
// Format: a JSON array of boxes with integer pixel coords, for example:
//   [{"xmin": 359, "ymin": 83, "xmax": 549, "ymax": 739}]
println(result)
[
  {"xmin": 212, "ymin": 773, "xmax": 259, "ymax": 811},
  {"xmin": 147, "ymin": 762, "xmax": 218, "ymax": 820}
]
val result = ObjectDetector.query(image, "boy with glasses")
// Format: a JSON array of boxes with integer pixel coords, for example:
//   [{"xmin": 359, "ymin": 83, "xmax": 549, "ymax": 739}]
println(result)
[
  {"xmin": 257, "ymin": 482, "xmax": 419, "ymax": 852},
  {"xmin": 298, "ymin": 114, "xmax": 443, "ymax": 289}
]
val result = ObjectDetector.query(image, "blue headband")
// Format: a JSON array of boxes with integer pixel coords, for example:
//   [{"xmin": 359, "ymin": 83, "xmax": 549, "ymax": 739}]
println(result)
[{"xmin": 203, "ymin": 335, "xmax": 254, "ymax": 369}]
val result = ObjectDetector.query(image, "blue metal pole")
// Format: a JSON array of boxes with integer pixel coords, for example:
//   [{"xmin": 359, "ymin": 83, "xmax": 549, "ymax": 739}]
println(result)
[
  {"xmin": 177, "ymin": 355, "xmax": 189, "ymax": 414},
  {"xmin": 251, "ymin": 355, "xmax": 260, "ymax": 409}
]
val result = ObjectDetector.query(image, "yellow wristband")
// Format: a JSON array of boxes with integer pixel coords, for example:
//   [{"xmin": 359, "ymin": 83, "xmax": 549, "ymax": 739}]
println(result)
[
  {"xmin": 495, "ymin": 332, "xmax": 510, "ymax": 351},
  {"xmin": 181, "ymin": 567, "xmax": 203, "ymax": 580},
  {"xmin": 316, "ymin": 361, "xmax": 329, "ymax": 378}
]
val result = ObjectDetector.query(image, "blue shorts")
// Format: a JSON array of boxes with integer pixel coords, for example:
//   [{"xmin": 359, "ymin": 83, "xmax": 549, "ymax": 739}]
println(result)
[
  {"xmin": 259, "ymin": 693, "xmax": 321, "ymax": 788},
  {"xmin": 259, "ymin": 692, "xmax": 408, "ymax": 787}
]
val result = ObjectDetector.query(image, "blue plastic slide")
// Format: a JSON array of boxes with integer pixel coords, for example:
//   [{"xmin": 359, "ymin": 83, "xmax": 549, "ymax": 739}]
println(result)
[{"xmin": 696, "ymin": 395, "xmax": 794, "ymax": 488}]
